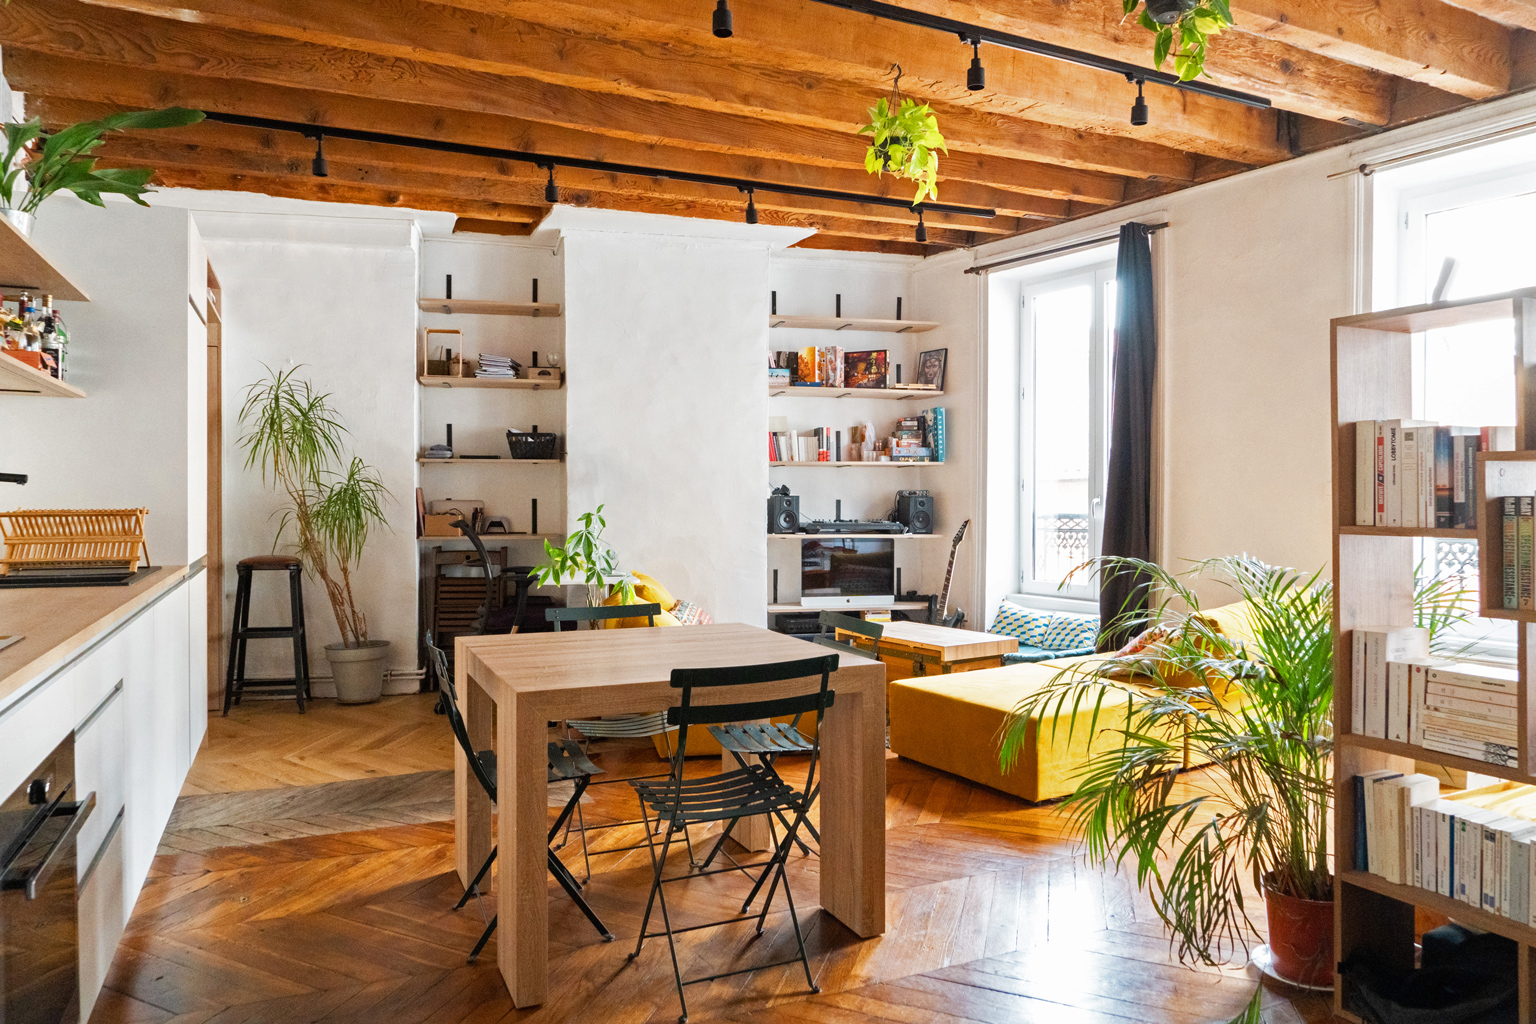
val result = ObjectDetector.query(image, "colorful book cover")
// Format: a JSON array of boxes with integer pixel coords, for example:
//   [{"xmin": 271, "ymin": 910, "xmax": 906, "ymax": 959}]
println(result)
[
  {"xmin": 1434, "ymin": 426, "xmax": 1453, "ymax": 529},
  {"xmin": 844, "ymin": 350, "xmax": 888, "ymax": 389}
]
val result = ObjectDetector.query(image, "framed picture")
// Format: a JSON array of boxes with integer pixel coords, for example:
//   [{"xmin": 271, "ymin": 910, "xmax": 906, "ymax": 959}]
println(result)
[
  {"xmin": 915, "ymin": 348, "xmax": 947, "ymax": 390},
  {"xmin": 844, "ymin": 350, "xmax": 888, "ymax": 389}
]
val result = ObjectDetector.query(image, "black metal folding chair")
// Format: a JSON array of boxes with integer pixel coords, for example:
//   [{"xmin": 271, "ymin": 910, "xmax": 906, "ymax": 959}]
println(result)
[
  {"xmin": 425, "ymin": 638, "xmax": 614, "ymax": 963},
  {"xmin": 627, "ymin": 654, "xmax": 836, "ymax": 1023}
]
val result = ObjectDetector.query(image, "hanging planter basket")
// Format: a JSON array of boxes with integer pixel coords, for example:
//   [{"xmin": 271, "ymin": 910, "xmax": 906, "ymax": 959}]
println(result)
[{"xmin": 858, "ymin": 65, "xmax": 947, "ymax": 206}]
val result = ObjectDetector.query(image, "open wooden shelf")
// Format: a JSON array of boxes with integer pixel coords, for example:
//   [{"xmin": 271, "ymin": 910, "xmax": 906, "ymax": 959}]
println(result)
[
  {"xmin": 417, "ymin": 457, "xmax": 563, "ymax": 466},
  {"xmin": 0, "ymin": 216, "xmax": 88, "ymax": 302},
  {"xmin": 768, "ymin": 384, "xmax": 943, "ymax": 400},
  {"xmin": 770, "ymin": 460, "xmax": 938, "ymax": 468},
  {"xmin": 0, "ymin": 353, "xmax": 84, "ymax": 398},
  {"xmin": 419, "ymin": 298, "xmax": 561, "ymax": 317},
  {"xmin": 769, "ymin": 315, "xmax": 939, "ymax": 333},
  {"xmin": 767, "ymin": 532, "xmax": 947, "ymax": 540},
  {"xmin": 418, "ymin": 375, "xmax": 563, "ymax": 390},
  {"xmin": 1332, "ymin": 288, "xmax": 1536, "ymax": 335},
  {"xmin": 1338, "ymin": 733, "xmax": 1528, "ymax": 784},
  {"xmin": 418, "ymin": 533, "xmax": 563, "ymax": 544},
  {"xmin": 1336, "ymin": 525, "xmax": 1476, "ymax": 539},
  {"xmin": 768, "ymin": 601, "xmax": 929, "ymax": 614},
  {"xmin": 1339, "ymin": 870, "xmax": 1536, "ymax": 946}
]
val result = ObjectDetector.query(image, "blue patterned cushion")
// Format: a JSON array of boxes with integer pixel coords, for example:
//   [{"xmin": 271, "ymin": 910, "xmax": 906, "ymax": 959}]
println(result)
[
  {"xmin": 1040, "ymin": 613, "xmax": 1099, "ymax": 651},
  {"xmin": 990, "ymin": 601, "xmax": 1053, "ymax": 646}
]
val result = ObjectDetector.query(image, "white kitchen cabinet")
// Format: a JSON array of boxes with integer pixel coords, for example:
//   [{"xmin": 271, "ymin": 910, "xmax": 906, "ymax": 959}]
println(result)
[
  {"xmin": 77, "ymin": 814, "xmax": 126, "ymax": 1024},
  {"xmin": 75, "ymin": 677, "xmax": 126, "ymax": 880},
  {"xmin": 186, "ymin": 569, "xmax": 208, "ymax": 760}
]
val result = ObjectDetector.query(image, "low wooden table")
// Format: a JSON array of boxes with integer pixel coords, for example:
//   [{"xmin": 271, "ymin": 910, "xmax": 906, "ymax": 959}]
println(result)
[
  {"xmin": 838, "ymin": 619, "xmax": 1018, "ymax": 681},
  {"xmin": 454, "ymin": 623, "xmax": 888, "ymax": 1007}
]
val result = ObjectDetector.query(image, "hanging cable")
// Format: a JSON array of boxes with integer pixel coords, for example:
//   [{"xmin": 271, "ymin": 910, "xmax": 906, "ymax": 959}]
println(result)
[
  {"xmin": 543, "ymin": 163, "xmax": 558, "ymax": 203},
  {"xmin": 915, "ymin": 208, "xmax": 927, "ymax": 242},
  {"xmin": 1129, "ymin": 76, "xmax": 1148, "ymax": 127},
  {"xmin": 965, "ymin": 36, "xmax": 985, "ymax": 91},
  {"xmin": 311, "ymin": 133, "xmax": 328, "ymax": 177},
  {"xmin": 713, "ymin": 0, "xmax": 733, "ymax": 38}
]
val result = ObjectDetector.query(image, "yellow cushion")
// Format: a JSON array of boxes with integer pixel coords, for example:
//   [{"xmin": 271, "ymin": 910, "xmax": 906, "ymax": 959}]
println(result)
[
  {"xmin": 631, "ymin": 572, "xmax": 678, "ymax": 612},
  {"xmin": 600, "ymin": 571, "xmax": 683, "ymax": 627}
]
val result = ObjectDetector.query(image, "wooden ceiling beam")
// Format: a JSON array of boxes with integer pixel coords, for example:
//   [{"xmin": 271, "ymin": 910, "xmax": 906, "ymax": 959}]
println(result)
[
  {"xmin": 75, "ymin": 0, "xmax": 1289, "ymax": 166},
  {"xmin": 0, "ymin": 0, "xmax": 1196, "ymax": 181},
  {"xmin": 1441, "ymin": 0, "xmax": 1536, "ymax": 31},
  {"xmin": 8, "ymin": 51, "xmax": 1129, "ymax": 212},
  {"xmin": 790, "ymin": 234, "xmax": 936, "ymax": 256}
]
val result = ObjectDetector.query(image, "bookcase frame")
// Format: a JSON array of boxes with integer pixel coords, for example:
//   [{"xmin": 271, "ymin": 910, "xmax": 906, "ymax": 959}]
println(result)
[{"xmin": 1331, "ymin": 288, "xmax": 1536, "ymax": 1022}]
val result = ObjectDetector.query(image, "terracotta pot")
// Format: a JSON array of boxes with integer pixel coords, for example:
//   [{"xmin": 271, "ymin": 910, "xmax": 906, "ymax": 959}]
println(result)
[{"xmin": 1264, "ymin": 879, "xmax": 1334, "ymax": 987}]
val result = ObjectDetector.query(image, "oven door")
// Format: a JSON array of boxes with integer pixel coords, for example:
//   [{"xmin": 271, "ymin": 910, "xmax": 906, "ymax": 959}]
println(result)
[{"xmin": 0, "ymin": 734, "xmax": 95, "ymax": 1024}]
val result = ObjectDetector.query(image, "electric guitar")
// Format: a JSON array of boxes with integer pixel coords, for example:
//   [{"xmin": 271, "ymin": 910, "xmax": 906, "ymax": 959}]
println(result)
[{"xmin": 931, "ymin": 519, "xmax": 970, "ymax": 628}]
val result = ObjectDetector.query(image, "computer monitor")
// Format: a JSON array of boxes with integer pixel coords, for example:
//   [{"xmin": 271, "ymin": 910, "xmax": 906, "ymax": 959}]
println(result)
[{"xmin": 800, "ymin": 537, "xmax": 895, "ymax": 609}]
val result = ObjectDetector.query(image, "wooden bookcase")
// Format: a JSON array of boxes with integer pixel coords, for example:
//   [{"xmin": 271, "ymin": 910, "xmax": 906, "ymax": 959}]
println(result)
[{"xmin": 1331, "ymin": 288, "xmax": 1536, "ymax": 1022}]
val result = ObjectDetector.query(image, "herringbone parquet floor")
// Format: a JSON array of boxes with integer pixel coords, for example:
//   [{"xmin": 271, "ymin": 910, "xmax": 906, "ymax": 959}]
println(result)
[{"xmin": 101, "ymin": 713, "xmax": 1334, "ymax": 1024}]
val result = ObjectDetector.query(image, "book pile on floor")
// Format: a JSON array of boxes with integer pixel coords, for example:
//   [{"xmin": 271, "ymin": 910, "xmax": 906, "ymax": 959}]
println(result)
[
  {"xmin": 475, "ymin": 353, "xmax": 521, "ymax": 379},
  {"xmin": 1356, "ymin": 775, "xmax": 1536, "ymax": 921},
  {"xmin": 1353, "ymin": 625, "xmax": 1520, "ymax": 767},
  {"xmin": 1353, "ymin": 420, "xmax": 1513, "ymax": 528}
]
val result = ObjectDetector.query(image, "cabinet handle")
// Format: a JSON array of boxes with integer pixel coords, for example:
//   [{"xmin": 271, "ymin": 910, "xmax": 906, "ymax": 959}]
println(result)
[{"xmin": 1, "ymin": 790, "xmax": 95, "ymax": 900}]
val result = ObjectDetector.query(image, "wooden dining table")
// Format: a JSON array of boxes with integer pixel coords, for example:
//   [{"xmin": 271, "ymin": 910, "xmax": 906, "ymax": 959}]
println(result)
[{"xmin": 453, "ymin": 622, "xmax": 888, "ymax": 1007}]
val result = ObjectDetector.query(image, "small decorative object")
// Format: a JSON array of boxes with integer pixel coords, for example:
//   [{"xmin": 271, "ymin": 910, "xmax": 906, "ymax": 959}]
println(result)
[
  {"xmin": 423, "ymin": 329, "xmax": 462, "ymax": 377},
  {"xmin": 506, "ymin": 428, "xmax": 558, "ymax": 460},
  {"xmin": 0, "ymin": 107, "xmax": 206, "ymax": 236},
  {"xmin": 768, "ymin": 366, "xmax": 791, "ymax": 385},
  {"xmin": 844, "ymin": 350, "xmax": 889, "ymax": 389},
  {"xmin": 914, "ymin": 348, "xmax": 947, "ymax": 390},
  {"xmin": 1122, "ymin": 0, "xmax": 1233, "ymax": 81},
  {"xmin": 858, "ymin": 65, "xmax": 946, "ymax": 206},
  {"xmin": 532, "ymin": 505, "xmax": 635, "ymax": 607}
]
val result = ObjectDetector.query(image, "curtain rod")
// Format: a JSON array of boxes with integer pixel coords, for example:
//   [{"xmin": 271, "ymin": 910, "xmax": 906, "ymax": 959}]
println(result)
[
  {"xmin": 964, "ymin": 222, "xmax": 1167, "ymax": 275},
  {"xmin": 1327, "ymin": 119, "xmax": 1536, "ymax": 179}
]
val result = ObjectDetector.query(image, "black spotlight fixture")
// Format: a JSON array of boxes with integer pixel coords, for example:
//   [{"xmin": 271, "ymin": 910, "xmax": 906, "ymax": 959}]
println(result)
[
  {"xmin": 713, "ymin": 0, "xmax": 733, "ymax": 38},
  {"xmin": 543, "ymin": 164, "xmax": 558, "ymax": 203},
  {"xmin": 965, "ymin": 36, "xmax": 985, "ymax": 91},
  {"xmin": 915, "ymin": 208, "xmax": 927, "ymax": 243},
  {"xmin": 1129, "ymin": 75, "xmax": 1148, "ymax": 127},
  {"xmin": 744, "ymin": 187, "xmax": 758, "ymax": 224},
  {"xmin": 311, "ymin": 133, "xmax": 328, "ymax": 177}
]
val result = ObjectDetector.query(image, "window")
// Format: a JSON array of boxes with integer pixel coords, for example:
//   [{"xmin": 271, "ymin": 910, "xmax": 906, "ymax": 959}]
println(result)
[{"xmin": 1018, "ymin": 260, "xmax": 1116, "ymax": 600}]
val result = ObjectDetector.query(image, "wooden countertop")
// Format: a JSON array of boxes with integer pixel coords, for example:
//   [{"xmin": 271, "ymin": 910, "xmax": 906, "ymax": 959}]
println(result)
[{"xmin": 0, "ymin": 565, "xmax": 188, "ymax": 708}]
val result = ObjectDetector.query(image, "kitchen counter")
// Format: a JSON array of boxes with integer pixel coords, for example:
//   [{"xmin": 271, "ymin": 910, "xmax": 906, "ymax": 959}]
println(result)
[{"xmin": 0, "ymin": 565, "xmax": 189, "ymax": 709}]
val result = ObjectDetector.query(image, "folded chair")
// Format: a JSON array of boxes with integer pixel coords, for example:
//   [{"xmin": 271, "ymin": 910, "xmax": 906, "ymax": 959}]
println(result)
[
  {"xmin": 426, "ymin": 638, "xmax": 614, "ymax": 963},
  {"xmin": 628, "ymin": 654, "xmax": 837, "ymax": 1023}
]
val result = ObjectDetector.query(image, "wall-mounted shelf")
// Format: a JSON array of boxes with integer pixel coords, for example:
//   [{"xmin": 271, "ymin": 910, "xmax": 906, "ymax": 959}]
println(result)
[
  {"xmin": 1338, "ymin": 733, "xmax": 1527, "ymax": 786},
  {"xmin": 768, "ymin": 601, "xmax": 929, "ymax": 614},
  {"xmin": 1336, "ymin": 526, "xmax": 1475, "ymax": 539},
  {"xmin": 0, "ymin": 354, "xmax": 85, "ymax": 398},
  {"xmin": 768, "ymin": 384, "xmax": 942, "ymax": 400},
  {"xmin": 770, "ymin": 461, "xmax": 938, "ymax": 468},
  {"xmin": 417, "ymin": 375, "xmax": 563, "ymax": 390},
  {"xmin": 767, "ymin": 533, "xmax": 947, "ymax": 540},
  {"xmin": 419, "ymin": 298, "xmax": 561, "ymax": 317},
  {"xmin": 0, "ymin": 217, "xmax": 88, "ymax": 302},
  {"xmin": 418, "ymin": 457, "xmax": 563, "ymax": 466},
  {"xmin": 418, "ymin": 533, "xmax": 564, "ymax": 544},
  {"xmin": 769, "ymin": 315, "xmax": 938, "ymax": 333}
]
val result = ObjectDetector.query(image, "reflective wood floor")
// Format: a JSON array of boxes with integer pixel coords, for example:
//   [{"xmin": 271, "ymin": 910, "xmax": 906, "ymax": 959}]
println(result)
[{"xmin": 103, "ymin": 703, "xmax": 1332, "ymax": 1024}]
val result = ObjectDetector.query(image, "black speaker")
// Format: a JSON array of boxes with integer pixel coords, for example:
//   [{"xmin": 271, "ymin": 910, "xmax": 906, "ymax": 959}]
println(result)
[
  {"xmin": 768, "ymin": 493, "xmax": 800, "ymax": 534},
  {"xmin": 896, "ymin": 490, "xmax": 933, "ymax": 534}
]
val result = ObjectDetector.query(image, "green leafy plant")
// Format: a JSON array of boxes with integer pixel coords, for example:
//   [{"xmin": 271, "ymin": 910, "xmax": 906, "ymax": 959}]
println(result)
[
  {"xmin": 533, "ymin": 505, "xmax": 636, "ymax": 607},
  {"xmin": 1123, "ymin": 0, "xmax": 1233, "ymax": 82},
  {"xmin": 238, "ymin": 366, "xmax": 390, "ymax": 647},
  {"xmin": 858, "ymin": 81, "xmax": 947, "ymax": 206},
  {"xmin": 1, "ymin": 107, "xmax": 205, "ymax": 216}
]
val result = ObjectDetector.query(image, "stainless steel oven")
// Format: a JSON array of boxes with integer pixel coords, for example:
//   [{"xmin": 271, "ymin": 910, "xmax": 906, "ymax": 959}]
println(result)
[{"xmin": 0, "ymin": 735, "xmax": 95, "ymax": 1024}]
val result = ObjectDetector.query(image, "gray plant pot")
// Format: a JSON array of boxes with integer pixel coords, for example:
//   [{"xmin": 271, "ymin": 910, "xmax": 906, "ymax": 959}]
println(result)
[
  {"xmin": 1144, "ymin": 0, "xmax": 1196, "ymax": 23},
  {"xmin": 325, "ymin": 640, "xmax": 391, "ymax": 704}
]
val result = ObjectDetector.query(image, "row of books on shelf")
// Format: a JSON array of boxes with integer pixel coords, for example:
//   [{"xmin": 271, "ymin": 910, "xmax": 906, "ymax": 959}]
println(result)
[
  {"xmin": 768, "ymin": 347, "xmax": 942, "ymax": 391},
  {"xmin": 1351, "ymin": 626, "xmax": 1520, "ymax": 767},
  {"xmin": 1499, "ymin": 496, "xmax": 1536, "ymax": 610},
  {"xmin": 1353, "ymin": 420, "xmax": 1514, "ymax": 529},
  {"xmin": 1356, "ymin": 775, "xmax": 1536, "ymax": 924},
  {"xmin": 767, "ymin": 409, "xmax": 946, "ymax": 463}
]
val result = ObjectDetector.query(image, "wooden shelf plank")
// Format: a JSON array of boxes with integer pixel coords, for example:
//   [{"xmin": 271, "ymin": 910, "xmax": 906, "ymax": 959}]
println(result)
[
  {"xmin": 1337, "ymin": 526, "xmax": 1478, "ymax": 539},
  {"xmin": 770, "ymin": 461, "xmax": 939, "ymax": 468},
  {"xmin": 1338, "ymin": 734, "xmax": 1528, "ymax": 783},
  {"xmin": 417, "ymin": 533, "xmax": 563, "ymax": 543},
  {"xmin": 0, "ymin": 353, "xmax": 85, "ymax": 398},
  {"xmin": 768, "ymin": 601, "xmax": 929, "ymax": 613},
  {"xmin": 767, "ymin": 533, "xmax": 947, "ymax": 539},
  {"xmin": 0, "ymin": 216, "xmax": 88, "ymax": 302},
  {"xmin": 1332, "ymin": 289, "xmax": 1536, "ymax": 334},
  {"xmin": 768, "ymin": 384, "xmax": 943, "ymax": 400},
  {"xmin": 417, "ymin": 375, "xmax": 563, "ymax": 390},
  {"xmin": 769, "ymin": 315, "xmax": 939, "ymax": 333},
  {"xmin": 417, "ymin": 457, "xmax": 563, "ymax": 466},
  {"xmin": 419, "ymin": 298, "xmax": 561, "ymax": 317},
  {"xmin": 1339, "ymin": 870, "xmax": 1536, "ymax": 946}
]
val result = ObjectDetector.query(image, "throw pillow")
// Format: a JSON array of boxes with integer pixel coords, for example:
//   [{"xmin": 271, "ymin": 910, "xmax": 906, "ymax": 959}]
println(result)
[
  {"xmin": 672, "ymin": 600, "xmax": 713, "ymax": 626},
  {"xmin": 990, "ymin": 600, "xmax": 1054, "ymax": 647},
  {"xmin": 630, "ymin": 572, "xmax": 678, "ymax": 612},
  {"xmin": 1040, "ymin": 612, "xmax": 1099, "ymax": 651},
  {"xmin": 1106, "ymin": 615, "xmax": 1227, "ymax": 687}
]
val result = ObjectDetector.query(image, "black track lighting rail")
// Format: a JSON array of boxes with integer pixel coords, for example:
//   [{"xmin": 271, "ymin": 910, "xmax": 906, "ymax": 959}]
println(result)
[
  {"xmin": 803, "ymin": 0, "xmax": 1271, "ymax": 110},
  {"xmin": 199, "ymin": 111, "xmax": 996, "ymax": 221}
]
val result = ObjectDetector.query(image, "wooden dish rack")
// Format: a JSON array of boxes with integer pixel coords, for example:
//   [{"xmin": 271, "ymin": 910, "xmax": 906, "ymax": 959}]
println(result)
[{"xmin": 0, "ymin": 508, "xmax": 150, "ymax": 576}]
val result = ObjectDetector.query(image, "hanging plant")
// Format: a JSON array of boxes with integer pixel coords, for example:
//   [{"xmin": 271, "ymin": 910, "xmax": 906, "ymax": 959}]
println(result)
[
  {"xmin": 1123, "ymin": 0, "xmax": 1233, "ymax": 82},
  {"xmin": 858, "ymin": 66, "xmax": 946, "ymax": 206}
]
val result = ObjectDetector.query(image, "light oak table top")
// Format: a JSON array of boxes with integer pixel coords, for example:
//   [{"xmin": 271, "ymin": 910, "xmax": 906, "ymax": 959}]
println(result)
[{"xmin": 847, "ymin": 619, "xmax": 1018, "ymax": 660}]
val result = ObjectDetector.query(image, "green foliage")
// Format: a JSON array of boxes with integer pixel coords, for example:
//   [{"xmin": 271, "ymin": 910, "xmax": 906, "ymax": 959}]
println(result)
[
  {"xmin": 858, "ymin": 96, "xmax": 947, "ymax": 206},
  {"xmin": 1, "ymin": 108, "xmax": 205, "ymax": 215},
  {"xmin": 238, "ymin": 366, "xmax": 390, "ymax": 647},
  {"xmin": 532, "ymin": 505, "xmax": 636, "ymax": 606},
  {"xmin": 1121, "ymin": 0, "xmax": 1233, "ymax": 81}
]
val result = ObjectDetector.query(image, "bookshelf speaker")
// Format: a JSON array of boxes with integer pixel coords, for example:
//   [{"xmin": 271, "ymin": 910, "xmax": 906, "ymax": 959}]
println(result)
[
  {"xmin": 896, "ymin": 491, "xmax": 934, "ymax": 534},
  {"xmin": 768, "ymin": 493, "xmax": 800, "ymax": 534}
]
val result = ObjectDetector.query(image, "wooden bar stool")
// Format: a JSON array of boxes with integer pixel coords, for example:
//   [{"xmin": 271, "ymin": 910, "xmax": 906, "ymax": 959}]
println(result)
[{"xmin": 223, "ymin": 555, "xmax": 311, "ymax": 715}]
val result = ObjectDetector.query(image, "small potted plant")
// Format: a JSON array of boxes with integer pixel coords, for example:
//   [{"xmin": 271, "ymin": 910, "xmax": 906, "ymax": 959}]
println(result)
[
  {"xmin": 858, "ymin": 68, "xmax": 946, "ymax": 206},
  {"xmin": 0, "ymin": 107, "xmax": 205, "ymax": 236},
  {"xmin": 533, "ymin": 505, "xmax": 635, "ymax": 608},
  {"xmin": 1122, "ymin": 0, "xmax": 1233, "ymax": 80},
  {"xmin": 239, "ymin": 366, "xmax": 393, "ymax": 703}
]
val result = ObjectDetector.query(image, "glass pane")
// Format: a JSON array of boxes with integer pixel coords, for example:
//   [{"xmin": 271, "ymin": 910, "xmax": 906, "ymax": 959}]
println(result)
[
  {"xmin": 1424, "ymin": 191, "xmax": 1536, "ymax": 301},
  {"xmin": 1031, "ymin": 283, "xmax": 1093, "ymax": 587}
]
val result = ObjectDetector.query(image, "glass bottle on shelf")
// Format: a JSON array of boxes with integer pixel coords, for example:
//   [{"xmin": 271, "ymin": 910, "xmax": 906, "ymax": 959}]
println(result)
[{"xmin": 39, "ymin": 295, "xmax": 63, "ymax": 379}]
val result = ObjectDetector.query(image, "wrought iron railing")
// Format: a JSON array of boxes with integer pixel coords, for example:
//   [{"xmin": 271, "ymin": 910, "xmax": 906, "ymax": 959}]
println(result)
[{"xmin": 1035, "ymin": 512, "xmax": 1091, "ymax": 581}]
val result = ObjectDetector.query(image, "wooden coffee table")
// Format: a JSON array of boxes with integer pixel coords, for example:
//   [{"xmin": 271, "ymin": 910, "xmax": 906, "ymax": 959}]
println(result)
[{"xmin": 837, "ymin": 619, "xmax": 1018, "ymax": 681}]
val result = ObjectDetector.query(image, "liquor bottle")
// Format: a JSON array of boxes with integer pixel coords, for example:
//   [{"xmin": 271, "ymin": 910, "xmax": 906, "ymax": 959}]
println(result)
[{"xmin": 39, "ymin": 295, "xmax": 63, "ymax": 379}]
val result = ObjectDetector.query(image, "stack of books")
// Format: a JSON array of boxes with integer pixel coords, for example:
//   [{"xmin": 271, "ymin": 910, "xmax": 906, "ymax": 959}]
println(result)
[
  {"xmin": 1354, "ymin": 421, "xmax": 1513, "ymax": 529},
  {"xmin": 1499, "ymin": 497, "xmax": 1536, "ymax": 610},
  {"xmin": 768, "ymin": 425, "xmax": 835, "ymax": 462},
  {"xmin": 1356, "ymin": 775, "xmax": 1536, "ymax": 921},
  {"xmin": 923, "ymin": 407, "xmax": 946, "ymax": 463},
  {"xmin": 475, "ymin": 353, "xmax": 521, "ymax": 379},
  {"xmin": 892, "ymin": 415, "xmax": 927, "ymax": 461}
]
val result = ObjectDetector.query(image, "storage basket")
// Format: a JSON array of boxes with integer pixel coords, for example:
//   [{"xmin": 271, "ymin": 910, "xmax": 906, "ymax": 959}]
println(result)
[
  {"xmin": 506, "ymin": 430, "xmax": 558, "ymax": 460},
  {"xmin": 0, "ymin": 508, "xmax": 149, "ymax": 576}
]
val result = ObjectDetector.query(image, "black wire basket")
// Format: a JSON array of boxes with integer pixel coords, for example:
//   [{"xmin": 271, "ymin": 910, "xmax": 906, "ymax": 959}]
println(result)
[{"xmin": 506, "ymin": 430, "xmax": 559, "ymax": 460}]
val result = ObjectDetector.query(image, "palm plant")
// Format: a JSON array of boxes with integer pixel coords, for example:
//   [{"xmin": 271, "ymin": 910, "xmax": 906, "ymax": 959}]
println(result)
[{"xmin": 238, "ymin": 366, "xmax": 390, "ymax": 648}]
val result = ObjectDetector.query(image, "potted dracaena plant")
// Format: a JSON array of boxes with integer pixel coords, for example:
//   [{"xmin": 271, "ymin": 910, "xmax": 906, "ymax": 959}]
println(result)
[
  {"xmin": 0, "ymin": 107, "xmax": 205, "ymax": 236},
  {"xmin": 1123, "ymin": 0, "xmax": 1233, "ymax": 82},
  {"xmin": 857, "ymin": 66, "xmax": 946, "ymax": 206},
  {"xmin": 239, "ymin": 366, "xmax": 393, "ymax": 703},
  {"xmin": 533, "ymin": 505, "xmax": 636, "ymax": 608},
  {"xmin": 1000, "ymin": 555, "xmax": 1472, "ymax": 1023}
]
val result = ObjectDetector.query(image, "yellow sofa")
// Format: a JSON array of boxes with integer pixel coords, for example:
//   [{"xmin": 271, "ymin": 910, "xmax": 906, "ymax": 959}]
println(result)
[{"xmin": 888, "ymin": 601, "xmax": 1254, "ymax": 803}]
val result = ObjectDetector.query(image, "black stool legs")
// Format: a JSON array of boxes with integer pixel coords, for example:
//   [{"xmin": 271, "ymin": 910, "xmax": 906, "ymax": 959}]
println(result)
[{"xmin": 223, "ymin": 560, "xmax": 311, "ymax": 715}]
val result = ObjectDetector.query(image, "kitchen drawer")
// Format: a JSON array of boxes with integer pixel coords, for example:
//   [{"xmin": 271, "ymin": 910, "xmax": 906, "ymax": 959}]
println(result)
[
  {"xmin": 75, "ymin": 679, "xmax": 126, "ymax": 871},
  {"xmin": 0, "ymin": 666, "xmax": 74, "ymax": 798},
  {"xmin": 78, "ymin": 809, "xmax": 126, "ymax": 1024}
]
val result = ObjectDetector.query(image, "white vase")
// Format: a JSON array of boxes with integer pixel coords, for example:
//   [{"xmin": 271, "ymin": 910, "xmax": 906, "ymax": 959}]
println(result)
[{"xmin": 2, "ymin": 208, "xmax": 34, "ymax": 237}]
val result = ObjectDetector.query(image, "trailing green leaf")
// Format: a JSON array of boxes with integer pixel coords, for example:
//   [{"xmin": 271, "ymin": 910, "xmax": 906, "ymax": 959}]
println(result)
[
  {"xmin": 857, "ymin": 95, "xmax": 947, "ymax": 206},
  {"xmin": 1122, "ymin": 2, "xmax": 1232, "ymax": 82},
  {"xmin": 532, "ymin": 504, "xmax": 636, "ymax": 606}
]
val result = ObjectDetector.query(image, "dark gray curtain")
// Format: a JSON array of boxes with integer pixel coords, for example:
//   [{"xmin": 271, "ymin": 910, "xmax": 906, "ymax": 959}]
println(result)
[{"xmin": 1098, "ymin": 222, "xmax": 1157, "ymax": 650}]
